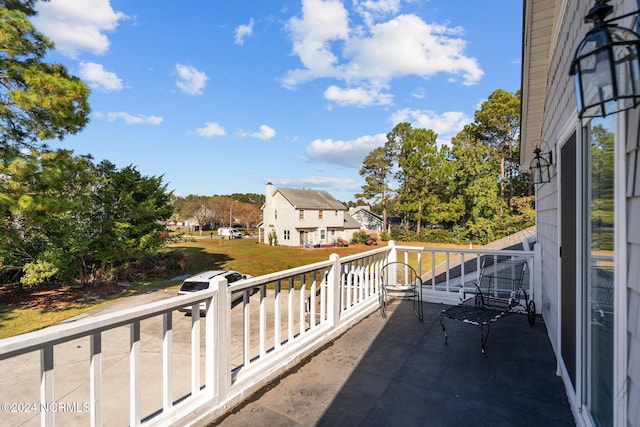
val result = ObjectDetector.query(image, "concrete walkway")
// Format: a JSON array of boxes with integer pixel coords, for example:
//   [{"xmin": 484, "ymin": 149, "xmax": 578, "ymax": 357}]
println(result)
[{"xmin": 214, "ymin": 298, "xmax": 573, "ymax": 427}]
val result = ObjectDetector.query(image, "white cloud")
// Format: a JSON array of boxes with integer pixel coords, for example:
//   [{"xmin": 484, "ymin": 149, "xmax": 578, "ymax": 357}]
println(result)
[
  {"xmin": 282, "ymin": 0, "xmax": 351, "ymax": 87},
  {"xmin": 251, "ymin": 125, "xmax": 276, "ymax": 140},
  {"xmin": 175, "ymin": 64, "xmax": 209, "ymax": 95},
  {"xmin": 79, "ymin": 62, "xmax": 123, "ymax": 92},
  {"xmin": 353, "ymin": 0, "xmax": 401, "ymax": 27},
  {"xmin": 283, "ymin": 1, "xmax": 483, "ymax": 103},
  {"xmin": 235, "ymin": 18, "xmax": 254, "ymax": 45},
  {"xmin": 324, "ymin": 85, "xmax": 393, "ymax": 107},
  {"xmin": 411, "ymin": 87, "xmax": 426, "ymax": 99},
  {"xmin": 390, "ymin": 109, "xmax": 471, "ymax": 143},
  {"xmin": 195, "ymin": 122, "xmax": 226, "ymax": 138},
  {"xmin": 345, "ymin": 15, "xmax": 483, "ymax": 85},
  {"xmin": 33, "ymin": 0, "xmax": 126, "ymax": 57},
  {"xmin": 273, "ymin": 176, "xmax": 360, "ymax": 193},
  {"xmin": 306, "ymin": 133, "xmax": 387, "ymax": 168},
  {"xmin": 97, "ymin": 111, "xmax": 163, "ymax": 125}
]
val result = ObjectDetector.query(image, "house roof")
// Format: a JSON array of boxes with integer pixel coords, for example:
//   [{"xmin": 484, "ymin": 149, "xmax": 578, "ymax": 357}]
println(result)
[
  {"xmin": 520, "ymin": 0, "xmax": 558, "ymax": 169},
  {"xmin": 343, "ymin": 213, "xmax": 362, "ymax": 230},
  {"xmin": 276, "ymin": 188, "xmax": 346, "ymax": 210},
  {"xmin": 349, "ymin": 206, "xmax": 383, "ymax": 222}
]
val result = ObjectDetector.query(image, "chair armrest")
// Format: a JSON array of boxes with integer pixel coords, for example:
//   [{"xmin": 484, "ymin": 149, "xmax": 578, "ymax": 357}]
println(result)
[{"xmin": 460, "ymin": 283, "xmax": 485, "ymax": 307}]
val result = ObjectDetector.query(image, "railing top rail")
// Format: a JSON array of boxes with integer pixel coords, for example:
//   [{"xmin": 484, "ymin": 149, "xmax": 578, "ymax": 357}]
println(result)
[
  {"xmin": 230, "ymin": 258, "xmax": 335, "ymax": 291},
  {"xmin": 0, "ymin": 285, "xmax": 220, "ymax": 361},
  {"xmin": 339, "ymin": 246, "xmax": 391, "ymax": 263},
  {"xmin": 393, "ymin": 245, "xmax": 535, "ymax": 257}
]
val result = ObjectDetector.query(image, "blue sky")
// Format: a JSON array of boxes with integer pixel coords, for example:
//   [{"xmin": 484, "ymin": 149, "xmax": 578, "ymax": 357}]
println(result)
[{"xmin": 34, "ymin": 0, "xmax": 523, "ymax": 202}]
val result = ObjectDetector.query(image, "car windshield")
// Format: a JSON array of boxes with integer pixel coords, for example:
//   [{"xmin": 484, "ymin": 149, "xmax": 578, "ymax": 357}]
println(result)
[{"xmin": 180, "ymin": 281, "xmax": 209, "ymax": 292}]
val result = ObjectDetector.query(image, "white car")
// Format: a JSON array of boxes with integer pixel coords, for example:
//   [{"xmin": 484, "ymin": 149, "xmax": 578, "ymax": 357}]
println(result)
[
  {"xmin": 178, "ymin": 270, "xmax": 253, "ymax": 313},
  {"xmin": 218, "ymin": 228, "xmax": 242, "ymax": 239}
]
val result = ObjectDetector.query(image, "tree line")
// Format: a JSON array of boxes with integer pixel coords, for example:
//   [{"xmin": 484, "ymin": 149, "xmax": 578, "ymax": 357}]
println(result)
[
  {"xmin": 357, "ymin": 89, "xmax": 534, "ymax": 244},
  {"xmin": 171, "ymin": 194, "xmax": 264, "ymax": 234}
]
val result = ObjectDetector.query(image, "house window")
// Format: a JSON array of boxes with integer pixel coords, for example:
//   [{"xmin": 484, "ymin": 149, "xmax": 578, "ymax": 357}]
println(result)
[
  {"xmin": 335, "ymin": 210, "xmax": 338, "ymax": 216},
  {"xmin": 284, "ymin": 230, "xmax": 290, "ymax": 240},
  {"xmin": 320, "ymin": 230, "xmax": 326, "ymax": 240},
  {"xmin": 274, "ymin": 210, "xmax": 278, "ymax": 220},
  {"xmin": 299, "ymin": 210, "xmax": 304, "ymax": 220},
  {"xmin": 331, "ymin": 230, "xmax": 335, "ymax": 236},
  {"xmin": 318, "ymin": 210, "xmax": 323, "ymax": 219}
]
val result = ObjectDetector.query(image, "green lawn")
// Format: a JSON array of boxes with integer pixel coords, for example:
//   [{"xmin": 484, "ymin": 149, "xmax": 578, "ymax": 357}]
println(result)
[
  {"xmin": 170, "ymin": 237, "xmax": 387, "ymax": 277},
  {"xmin": 0, "ymin": 238, "xmax": 456, "ymax": 339}
]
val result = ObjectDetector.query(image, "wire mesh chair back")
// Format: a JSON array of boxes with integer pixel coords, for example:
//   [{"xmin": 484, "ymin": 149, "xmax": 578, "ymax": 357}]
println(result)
[
  {"xmin": 379, "ymin": 262, "xmax": 423, "ymax": 321},
  {"xmin": 476, "ymin": 256, "xmax": 528, "ymax": 302}
]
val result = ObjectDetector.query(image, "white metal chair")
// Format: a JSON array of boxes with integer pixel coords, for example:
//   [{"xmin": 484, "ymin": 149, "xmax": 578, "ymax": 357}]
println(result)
[{"xmin": 379, "ymin": 262, "xmax": 424, "ymax": 321}]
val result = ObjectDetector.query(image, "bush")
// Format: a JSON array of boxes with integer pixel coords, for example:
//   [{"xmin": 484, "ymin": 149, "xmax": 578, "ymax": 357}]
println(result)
[
  {"xmin": 268, "ymin": 229, "xmax": 278, "ymax": 246},
  {"xmin": 351, "ymin": 230, "xmax": 369, "ymax": 244},
  {"xmin": 417, "ymin": 228, "xmax": 460, "ymax": 244},
  {"xmin": 20, "ymin": 260, "xmax": 59, "ymax": 287}
]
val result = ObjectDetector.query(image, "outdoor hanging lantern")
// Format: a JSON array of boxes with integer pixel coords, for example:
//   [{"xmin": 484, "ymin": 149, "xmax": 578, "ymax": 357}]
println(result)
[
  {"xmin": 530, "ymin": 146, "xmax": 553, "ymax": 185},
  {"xmin": 569, "ymin": 0, "xmax": 640, "ymax": 118}
]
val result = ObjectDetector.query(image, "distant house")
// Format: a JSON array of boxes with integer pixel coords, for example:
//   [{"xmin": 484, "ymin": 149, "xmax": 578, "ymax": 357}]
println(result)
[
  {"xmin": 349, "ymin": 206, "xmax": 384, "ymax": 231},
  {"xmin": 260, "ymin": 183, "xmax": 359, "ymax": 247}
]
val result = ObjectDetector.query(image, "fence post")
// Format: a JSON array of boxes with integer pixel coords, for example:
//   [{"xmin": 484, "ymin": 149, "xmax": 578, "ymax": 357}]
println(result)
[
  {"xmin": 328, "ymin": 253, "xmax": 341, "ymax": 327},
  {"xmin": 212, "ymin": 277, "xmax": 230, "ymax": 400},
  {"xmin": 387, "ymin": 241, "xmax": 397, "ymax": 264},
  {"xmin": 533, "ymin": 243, "xmax": 542, "ymax": 314}
]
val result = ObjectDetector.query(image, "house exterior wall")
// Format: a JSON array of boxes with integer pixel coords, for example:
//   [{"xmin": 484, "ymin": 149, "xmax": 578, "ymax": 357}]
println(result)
[
  {"xmin": 269, "ymin": 191, "xmax": 299, "ymax": 245},
  {"xmin": 532, "ymin": 0, "xmax": 581, "ymax": 360},
  {"xmin": 524, "ymin": 1, "xmax": 637, "ymax": 425},
  {"xmin": 625, "ymin": 106, "xmax": 640, "ymax": 425}
]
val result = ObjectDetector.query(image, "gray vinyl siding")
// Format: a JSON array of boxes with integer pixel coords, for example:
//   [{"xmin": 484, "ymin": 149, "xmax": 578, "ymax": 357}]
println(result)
[
  {"xmin": 626, "ymin": 106, "xmax": 640, "ymax": 427},
  {"xmin": 535, "ymin": 180, "xmax": 559, "ymax": 349},
  {"xmin": 534, "ymin": 0, "xmax": 584, "ymax": 356}
]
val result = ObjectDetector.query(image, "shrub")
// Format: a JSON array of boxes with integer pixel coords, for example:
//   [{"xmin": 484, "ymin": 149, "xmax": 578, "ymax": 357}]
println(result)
[
  {"xmin": 268, "ymin": 229, "xmax": 278, "ymax": 246},
  {"xmin": 20, "ymin": 260, "xmax": 59, "ymax": 287},
  {"xmin": 351, "ymin": 230, "xmax": 368, "ymax": 244}
]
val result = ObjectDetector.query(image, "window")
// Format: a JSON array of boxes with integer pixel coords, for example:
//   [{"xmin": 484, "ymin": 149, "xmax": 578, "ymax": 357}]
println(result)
[
  {"xmin": 335, "ymin": 210, "xmax": 338, "ymax": 216},
  {"xmin": 331, "ymin": 230, "xmax": 335, "ymax": 236},
  {"xmin": 299, "ymin": 210, "xmax": 304, "ymax": 220},
  {"xmin": 318, "ymin": 210, "xmax": 323, "ymax": 219},
  {"xmin": 284, "ymin": 230, "xmax": 290, "ymax": 240},
  {"xmin": 274, "ymin": 210, "xmax": 278, "ymax": 220},
  {"xmin": 225, "ymin": 272, "xmax": 242, "ymax": 283},
  {"xmin": 583, "ymin": 117, "xmax": 615, "ymax": 426},
  {"xmin": 320, "ymin": 230, "xmax": 326, "ymax": 240}
]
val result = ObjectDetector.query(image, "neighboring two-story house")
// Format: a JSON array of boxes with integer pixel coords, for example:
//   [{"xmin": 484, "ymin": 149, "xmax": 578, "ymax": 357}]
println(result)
[{"xmin": 260, "ymin": 182, "xmax": 360, "ymax": 247}]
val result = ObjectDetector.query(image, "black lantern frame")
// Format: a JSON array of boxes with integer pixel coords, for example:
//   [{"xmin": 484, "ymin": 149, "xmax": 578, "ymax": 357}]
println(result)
[
  {"xmin": 530, "ymin": 146, "xmax": 553, "ymax": 185},
  {"xmin": 569, "ymin": 0, "xmax": 640, "ymax": 118}
]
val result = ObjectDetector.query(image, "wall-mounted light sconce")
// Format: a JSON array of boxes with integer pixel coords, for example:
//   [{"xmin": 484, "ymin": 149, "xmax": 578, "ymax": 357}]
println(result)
[
  {"xmin": 530, "ymin": 143, "xmax": 553, "ymax": 185},
  {"xmin": 569, "ymin": 0, "xmax": 640, "ymax": 118}
]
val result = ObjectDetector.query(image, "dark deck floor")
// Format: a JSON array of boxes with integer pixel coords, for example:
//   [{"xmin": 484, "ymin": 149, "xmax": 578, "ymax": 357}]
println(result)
[{"xmin": 214, "ymin": 301, "xmax": 575, "ymax": 427}]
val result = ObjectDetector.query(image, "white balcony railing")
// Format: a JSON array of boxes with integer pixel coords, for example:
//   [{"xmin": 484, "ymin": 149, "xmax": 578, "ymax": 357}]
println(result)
[{"xmin": 0, "ymin": 241, "xmax": 538, "ymax": 427}]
